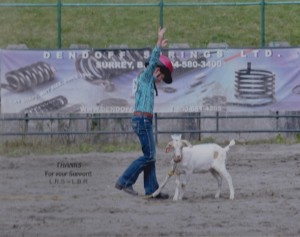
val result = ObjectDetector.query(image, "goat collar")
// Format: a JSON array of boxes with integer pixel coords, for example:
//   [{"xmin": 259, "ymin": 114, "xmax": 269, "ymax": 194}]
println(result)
[{"xmin": 168, "ymin": 163, "xmax": 177, "ymax": 176}]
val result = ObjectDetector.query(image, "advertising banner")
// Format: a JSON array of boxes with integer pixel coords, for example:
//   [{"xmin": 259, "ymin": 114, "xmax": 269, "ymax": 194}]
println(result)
[{"xmin": 1, "ymin": 48, "xmax": 300, "ymax": 114}]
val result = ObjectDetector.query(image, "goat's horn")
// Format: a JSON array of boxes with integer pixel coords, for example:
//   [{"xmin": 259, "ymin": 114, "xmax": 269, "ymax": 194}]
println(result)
[{"xmin": 182, "ymin": 140, "xmax": 192, "ymax": 147}]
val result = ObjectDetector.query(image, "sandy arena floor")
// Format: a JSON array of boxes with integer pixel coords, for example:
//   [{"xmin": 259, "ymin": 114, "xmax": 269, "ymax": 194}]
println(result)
[{"xmin": 1, "ymin": 143, "xmax": 300, "ymax": 237}]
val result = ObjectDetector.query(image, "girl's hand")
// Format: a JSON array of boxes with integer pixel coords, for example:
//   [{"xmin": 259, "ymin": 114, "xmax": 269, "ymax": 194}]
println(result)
[
  {"xmin": 153, "ymin": 67, "xmax": 164, "ymax": 81},
  {"xmin": 157, "ymin": 27, "xmax": 167, "ymax": 48},
  {"xmin": 161, "ymin": 38, "xmax": 168, "ymax": 48},
  {"xmin": 158, "ymin": 27, "xmax": 166, "ymax": 40}
]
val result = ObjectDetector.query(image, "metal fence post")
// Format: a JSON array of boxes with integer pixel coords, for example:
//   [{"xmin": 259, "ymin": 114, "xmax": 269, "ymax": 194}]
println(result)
[
  {"xmin": 216, "ymin": 112, "xmax": 219, "ymax": 132},
  {"xmin": 198, "ymin": 112, "xmax": 202, "ymax": 141},
  {"xmin": 57, "ymin": 0, "xmax": 62, "ymax": 49},
  {"xmin": 276, "ymin": 110, "xmax": 279, "ymax": 131},
  {"xmin": 159, "ymin": 0, "xmax": 164, "ymax": 27},
  {"xmin": 23, "ymin": 113, "xmax": 29, "ymax": 140},
  {"xmin": 261, "ymin": 0, "xmax": 265, "ymax": 47}
]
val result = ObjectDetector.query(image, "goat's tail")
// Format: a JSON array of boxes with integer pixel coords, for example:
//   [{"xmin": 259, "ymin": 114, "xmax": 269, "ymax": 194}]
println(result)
[{"xmin": 223, "ymin": 139, "xmax": 235, "ymax": 152}]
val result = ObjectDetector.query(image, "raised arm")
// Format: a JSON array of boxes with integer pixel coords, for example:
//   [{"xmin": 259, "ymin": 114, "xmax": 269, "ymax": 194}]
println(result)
[{"xmin": 157, "ymin": 27, "xmax": 168, "ymax": 48}]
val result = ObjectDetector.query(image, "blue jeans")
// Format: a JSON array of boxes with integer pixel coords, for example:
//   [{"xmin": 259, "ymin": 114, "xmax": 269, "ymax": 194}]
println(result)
[{"xmin": 116, "ymin": 116, "xmax": 159, "ymax": 195}]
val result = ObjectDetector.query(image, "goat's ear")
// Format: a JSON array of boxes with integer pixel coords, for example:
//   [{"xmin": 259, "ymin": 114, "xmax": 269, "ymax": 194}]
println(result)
[
  {"xmin": 165, "ymin": 142, "xmax": 173, "ymax": 153},
  {"xmin": 182, "ymin": 139, "xmax": 192, "ymax": 147}
]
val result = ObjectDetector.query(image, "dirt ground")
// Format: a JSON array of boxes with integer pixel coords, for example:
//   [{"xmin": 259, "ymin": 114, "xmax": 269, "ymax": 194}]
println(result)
[{"xmin": 1, "ymin": 143, "xmax": 300, "ymax": 237}]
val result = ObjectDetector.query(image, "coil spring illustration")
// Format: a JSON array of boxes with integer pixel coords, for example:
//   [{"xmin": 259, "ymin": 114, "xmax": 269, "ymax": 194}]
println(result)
[
  {"xmin": 75, "ymin": 50, "xmax": 145, "ymax": 91},
  {"xmin": 234, "ymin": 62, "xmax": 275, "ymax": 105},
  {"xmin": 22, "ymin": 95, "xmax": 68, "ymax": 114},
  {"xmin": 4, "ymin": 62, "xmax": 56, "ymax": 92}
]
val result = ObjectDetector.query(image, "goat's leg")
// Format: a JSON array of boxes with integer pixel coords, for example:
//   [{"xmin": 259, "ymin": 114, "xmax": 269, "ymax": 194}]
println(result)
[
  {"xmin": 225, "ymin": 170, "xmax": 234, "ymax": 200},
  {"xmin": 210, "ymin": 169, "xmax": 223, "ymax": 199},
  {"xmin": 178, "ymin": 171, "xmax": 191, "ymax": 200},
  {"xmin": 179, "ymin": 177, "xmax": 186, "ymax": 200},
  {"xmin": 215, "ymin": 166, "xmax": 234, "ymax": 200},
  {"xmin": 173, "ymin": 175, "xmax": 181, "ymax": 201}
]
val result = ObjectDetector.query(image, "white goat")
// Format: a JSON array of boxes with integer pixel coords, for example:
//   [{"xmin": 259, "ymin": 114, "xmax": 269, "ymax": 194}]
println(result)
[{"xmin": 153, "ymin": 134, "xmax": 235, "ymax": 201}]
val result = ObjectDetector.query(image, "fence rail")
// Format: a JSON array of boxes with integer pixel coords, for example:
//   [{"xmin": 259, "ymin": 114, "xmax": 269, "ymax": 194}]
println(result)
[{"xmin": 1, "ymin": 112, "xmax": 300, "ymax": 143}]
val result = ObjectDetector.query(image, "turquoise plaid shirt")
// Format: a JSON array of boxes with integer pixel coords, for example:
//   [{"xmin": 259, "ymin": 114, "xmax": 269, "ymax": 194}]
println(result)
[{"xmin": 134, "ymin": 46, "xmax": 161, "ymax": 114}]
